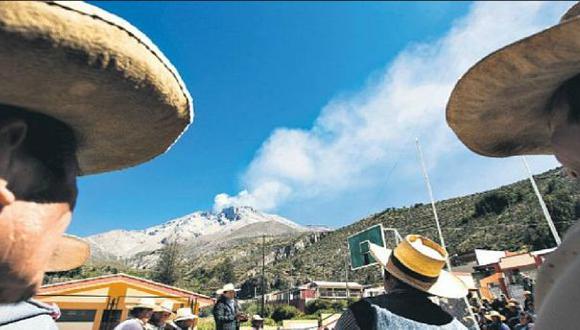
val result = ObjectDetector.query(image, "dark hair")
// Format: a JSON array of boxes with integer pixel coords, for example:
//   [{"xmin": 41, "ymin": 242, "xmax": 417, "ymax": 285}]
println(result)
[
  {"xmin": 0, "ymin": 104, "xmax": 77, "ymax": 177},
  {"xmin": 129, "ymin": 307, "xmax": 151, "ymax": 318},
  {"xmin": 384, "ymin": 269, "xmax": 429, "ymax": 296}
]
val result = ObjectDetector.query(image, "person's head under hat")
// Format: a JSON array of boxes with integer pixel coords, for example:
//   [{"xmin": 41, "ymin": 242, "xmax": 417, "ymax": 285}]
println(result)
[
  {"xmin": 217, "ymin": 283, "xmax": 240, "ymax": 300},
  {"xmin": 149, "ymin": 300, "xmax": 174, "ymax": 327},
  {"xmin": 129, "ymin": 298, "xmax": 157, "ymax": 323},
  {"xmin": 251, "ymin": 314, "xmax": 264, "ymax": 328},
  {"xmin": 173, "ymin": 307, "xmax": 198, "ymax": 330},
  {"xmin": 0, "ymin": 1, "xmax": 192, "ymax": 303},
  {"xmin": 485, "ymin": 310, "xmax": 506, "ymax": 323},
  {"xmin": 369, "ymin": 234, "xmax": 468, "ymax": 299}
]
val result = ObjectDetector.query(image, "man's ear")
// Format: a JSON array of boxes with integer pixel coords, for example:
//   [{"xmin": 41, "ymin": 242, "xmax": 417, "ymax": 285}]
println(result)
[{"xmin": 0, "ymin": 119, "xmax": 27, "ymax": 151}]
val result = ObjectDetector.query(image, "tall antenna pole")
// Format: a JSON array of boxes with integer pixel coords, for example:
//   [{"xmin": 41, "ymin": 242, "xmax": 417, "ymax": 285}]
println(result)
[
  {"xmin": 261, "ymin": 235, "xmax": 266, "ymax": 317},
  {"xmin": 521, "ymin": 156, "xmax": 562, "ymax": 246},
  {"xmin": 415, "ymin": 138, "xmax": 451, "ymax": 270},
  {"xmin": 416, "ymin": 138, "xmax": 480, "ymax": 330}
]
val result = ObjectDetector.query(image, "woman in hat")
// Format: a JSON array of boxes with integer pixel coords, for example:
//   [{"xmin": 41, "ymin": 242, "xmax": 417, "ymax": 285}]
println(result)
[
  {"xmin": 171, "ymin": 308, "xmax": 198, "ymax": 330},
  {"xmin": 335, "ymin": 235, "xmax": 468, "ymax": 329},
  {"xmin": 446, "ymin": 2, "xmax": 580, "ymax": 329},
  {"xmin": 115, "ymin": 299, "xmax": 157, "ymax": 330},
  {"xmin": 485, "ymin": 311, "xmax": 509, "ymax": 330}
]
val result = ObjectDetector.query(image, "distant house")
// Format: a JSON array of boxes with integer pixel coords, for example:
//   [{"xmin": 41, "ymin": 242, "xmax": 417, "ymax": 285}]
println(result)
[
  {"xmin": 474, "ymin": 248, "xmax": 555, "ymax": 300},
  {"xmin": 35, "ymin": 273, "xmax": 212, "ymax": 330},
  {"xmin": 264, "ymin": 280, "xmax": 363, "ymax": 312}
]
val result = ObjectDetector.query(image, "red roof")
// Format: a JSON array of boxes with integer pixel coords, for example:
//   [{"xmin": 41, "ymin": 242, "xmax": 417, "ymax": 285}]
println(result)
[{"xmin": 40, "ymin": 273, "xmax": 211, "ymax": 300}]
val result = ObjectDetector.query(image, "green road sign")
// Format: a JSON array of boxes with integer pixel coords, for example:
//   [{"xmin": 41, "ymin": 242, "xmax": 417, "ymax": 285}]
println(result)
[{"xmin": 347, "ymin": 224, "xmax": 386, "ymax": 270}]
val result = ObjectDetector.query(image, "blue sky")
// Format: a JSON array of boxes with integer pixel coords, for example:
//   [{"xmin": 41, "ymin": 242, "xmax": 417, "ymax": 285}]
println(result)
[{"xmin": 71, "ymin": 2, "xmax": 569, "ymax": 236}]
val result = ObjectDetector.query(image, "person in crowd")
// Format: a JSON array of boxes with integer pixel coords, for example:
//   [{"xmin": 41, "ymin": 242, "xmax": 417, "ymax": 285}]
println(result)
[
  {"xmin": 491, "ymin": 297, "xmax": 506, "ymax": 315},
  {"xmin": 213, "ymin": 283, "xmax": 247, "ymax": 330},
  {"xmin": 115, "ymin": 299, "xmax": 157, "ymax": 330},
  {"xmin": 523, "ymin": 292, "xmax": 534, "ymax": 313},
  {"xmin": 251, "ymin": 315, "xmax": 265, "ymax": 330},
  {"xmin": 148, "ymin": 300, "xmax": 175, "ymax": 330},
  {"xmin": 504, "ymin": 303, "xmax": 522, "ymax": 328},
  {"xmin": 481, "ymin": 298, "xmax": 492, "ymax": 311},
  {"xmin": 514, "ymin": 312, "xmax": 535, "ymax": 330},
  {"xmin": 484, "ymin": 311, "xmax": 509, "ymax": 330},
  {"xmin": 478, "ymin": 306, "xmax": 489, "ymax": 329},
  {"xmin": 0, "ymin": 2, "xmax": 192, "ymax": 328},
  {"xmin": 521, "ymin": 276, "xmax": 534, "ymax": 293},
  {"xmin": 446, "ymin": 2, "xmax": 580, "ymax": 328},
  {"xmin": 171, "ymin": 308, "xmax": 198, "ymax": 330},
  {"xmin": 335, "ymin": 235, "xmax": 469, "ymax": 329}
]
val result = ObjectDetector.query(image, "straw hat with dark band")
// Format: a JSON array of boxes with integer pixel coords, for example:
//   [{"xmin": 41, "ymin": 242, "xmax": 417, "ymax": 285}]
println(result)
[
  {"xmin": 0, "ymin": 2, "xmax": 193, "ymax": 272},
  {"xmin": 447, "ymin": 3, "xmax": 580, "ymax": 157},
  {"xmin": 369, "ymin": 235, "xmax": 468, "ymax": 299}
]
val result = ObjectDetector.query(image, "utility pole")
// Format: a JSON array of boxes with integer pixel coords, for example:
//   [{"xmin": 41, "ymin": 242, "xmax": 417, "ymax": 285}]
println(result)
[
  {"xmin": 416, "ymin": 138, "xmax": 480, "ymax": 330},
  {"xmin": 343, "ymin": 247, "xmax": 350, "ymax": 299},
  {"xmin": 261, "ymin": 235, "xmax": 266, "ymax": 317},
  {"xmin": 521, "ymin": 156, "xmax": 562, "ymax": 246},
  {"xmin": 415, "ymin": 138, "xmax": 451, "ymax": 270}
]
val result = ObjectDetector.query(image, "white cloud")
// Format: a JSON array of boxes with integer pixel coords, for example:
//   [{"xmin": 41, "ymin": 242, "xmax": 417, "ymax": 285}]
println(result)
[{"xmin": 214, "ymin": 2, "xmax": 571, "ymax": 213}]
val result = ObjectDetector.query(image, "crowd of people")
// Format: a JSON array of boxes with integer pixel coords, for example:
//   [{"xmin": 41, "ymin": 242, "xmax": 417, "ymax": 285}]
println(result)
[
  {"xmin": 114, "ymin": 298, "xmax": 198, "ymax": 330},
  {"xmin": 469, "ymin": 292, "xmax": 535, "ymax": 330}
]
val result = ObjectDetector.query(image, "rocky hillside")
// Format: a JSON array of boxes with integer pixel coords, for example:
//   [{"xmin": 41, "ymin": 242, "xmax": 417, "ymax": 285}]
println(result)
[
  {"xmin": 51, "ymin": 167, "xmax": 579, "ymax": 297},
  {"xmin": 184, "ymin": 167, "xmax": 580, "ymax": 297}
]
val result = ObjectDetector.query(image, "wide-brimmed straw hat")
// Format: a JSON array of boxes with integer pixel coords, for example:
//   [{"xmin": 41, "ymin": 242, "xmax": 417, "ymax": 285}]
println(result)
[
  {"xmin": 447, "ymin": 3, "xmax": 580, "ymax": 157},
  {"xmin": 154, "ymin": 300, "xmax": 175, "ymax": 316},
  {"xmin": 174, "ymin": 308, "xmax": 198, "ymax": 322},
  {"xmin": 46, "ymin": 235, "xmax": 90, "ymax": 272},
  {"xmin": 216, "ymin": 283, "xmax": 240, "ymax": 295},
  {"xmin": 0, "ymin": 1, "xmax": 192, "ymax": 175},
  {"xmin": 131, "ymin": 298, "xmax": 157, "ymax": 310},
  {"xmin": 0, "ymin": 1, "xmax": 192, "ymax": 272},
  {"xmin": 485, "ymin": 311, "xmax": 506, "ymax": 322},
  {"xmin": 369, "ymin": 234, "xmax": 468, "ymax": 299}
]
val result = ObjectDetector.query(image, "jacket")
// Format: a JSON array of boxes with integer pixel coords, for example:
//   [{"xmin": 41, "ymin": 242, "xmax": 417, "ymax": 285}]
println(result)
[{"xmin": 212, "ymin": 296, "xmax": 240, "ymax": 330}]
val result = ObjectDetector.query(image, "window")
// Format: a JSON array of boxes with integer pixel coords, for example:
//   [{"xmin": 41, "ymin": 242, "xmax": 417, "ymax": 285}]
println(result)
[
  {"xmin": 100, "ymin": 310, "xmax": 122, "ymax": 330},
  {"xmin": 58, "ymin": 309, "xmax": 96, "ymax": 322}
]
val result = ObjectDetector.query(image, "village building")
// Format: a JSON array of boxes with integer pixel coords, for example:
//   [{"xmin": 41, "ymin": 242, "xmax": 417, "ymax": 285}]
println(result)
[
  {"xmin": 35, "ymin": 273, "xmax": 213, "ymax": 330},
  {"xmin": 264, "ymin": 280, "xmax": 363, "ymax": 312}
]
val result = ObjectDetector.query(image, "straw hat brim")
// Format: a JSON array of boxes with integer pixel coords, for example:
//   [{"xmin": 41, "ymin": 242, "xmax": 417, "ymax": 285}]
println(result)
[
  {"xmin": 446, "ymin": 13, "xmax": 580, "ymax": 157},
  {"xmin": 46, "ymin": 234, "xmax": 90, "ymax": 272},
  {"xmin": 485, "ymin": 313, "xmax": 506, "ymax": 322},
  {"xmin": 175, "ymin": 315, "xmax": 198, "ymax": 322},
  {"xmin": 0, "ymin": 1, "xmax": 192, "ymax": 175},
  {"xmin": 369, "ymin": 243, "xmax": 468, "ymax": 299}
]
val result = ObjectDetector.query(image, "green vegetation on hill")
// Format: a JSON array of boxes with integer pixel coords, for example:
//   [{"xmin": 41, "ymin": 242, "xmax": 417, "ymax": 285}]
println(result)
[{"xmin": 47, "ymin": 167, "xmax": 579, "ymax": 298}]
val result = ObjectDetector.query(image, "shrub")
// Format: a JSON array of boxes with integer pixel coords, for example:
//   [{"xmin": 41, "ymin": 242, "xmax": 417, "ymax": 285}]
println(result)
[{"xmin": 271, "ymin": 305, "xmax": 300, "ymax": 322}]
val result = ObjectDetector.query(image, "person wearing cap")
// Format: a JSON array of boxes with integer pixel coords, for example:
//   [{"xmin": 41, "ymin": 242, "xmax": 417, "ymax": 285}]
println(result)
[
  {"xmin": 446, "ymin": 2, "xmax": 580, "ymax": 329},
  {"xmin": 335, "ymin": 235, "xmax": 468, "ymax": 329},
  {"xmin": 115, "ymin": 299, "xmax": 158, "ymax": 330},
  {"xmin": 0, "ymin": 1, "xmax": 192, "ymax": 329},
  {"xmin": 171, "ymin": 308, "xmax": 198, "ymax": 330},
  {"xmin": 251, "ymin": 315, "xmax": 264, "ymax": 330},
  {"xmin": 213, "ymin": 283, "xmax": 247, "ymax": 330},
  {"xmin": 148, "ymin": 300, "xmax": 176, "ymax": 330},
  {"xmin": 485, "ymin": 311, "xmax": 509, "ymax": 330}
]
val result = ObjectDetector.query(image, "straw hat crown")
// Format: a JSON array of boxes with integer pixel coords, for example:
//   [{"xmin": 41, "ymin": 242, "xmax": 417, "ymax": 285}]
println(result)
[
  {"xmin": 132, "ymin": 298, "xmax": 157, "ymax": 310},
  {"xmin": 216, "ymin": 283, "xmax": 239, "ymax": 295},
  {"xmin": 174, "ymin": 308, "xmax": 197, "ymax": 321},
  {"xmin": 369, "ymin": 235, "xmax": 467, "ymax": 299}
]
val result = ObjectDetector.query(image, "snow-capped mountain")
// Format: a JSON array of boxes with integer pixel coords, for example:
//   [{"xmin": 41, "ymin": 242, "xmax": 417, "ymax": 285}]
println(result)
[{"xmin": 86, "ymin": 206, "xmax": 312, "ymax": 261}]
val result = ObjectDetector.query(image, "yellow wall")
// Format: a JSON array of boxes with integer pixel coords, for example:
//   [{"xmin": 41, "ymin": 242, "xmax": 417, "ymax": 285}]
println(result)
[{"xmin": 36, "ymin": 279, "xmax": 202, "ymax": 330}]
